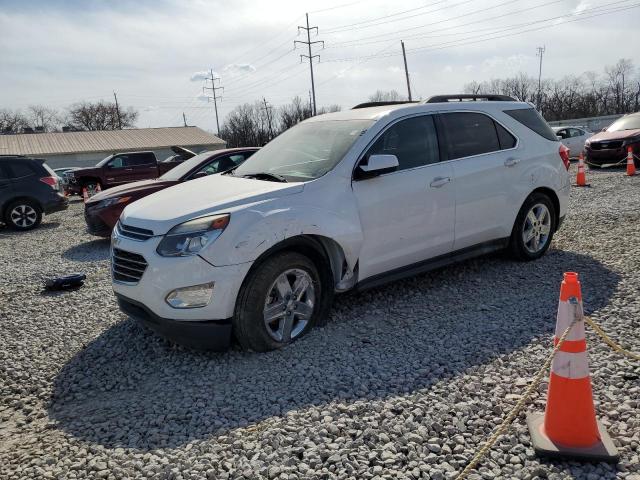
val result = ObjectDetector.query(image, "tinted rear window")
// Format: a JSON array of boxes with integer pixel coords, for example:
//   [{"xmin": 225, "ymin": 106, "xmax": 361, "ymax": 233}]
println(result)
[
  {"xmin": 9, "ymin": 161, "xmax": 36, "ymax": 178},
  {"xmin": 496, "ymin": 122, "xmax": 517, "ymax": 149},
  {"xmin": 504, "ymin": 108, "xmax": 558, "ymax": 141},
  {"xmin": 441, "ymin": 112, "xmax": 500, "ymax": 159}
]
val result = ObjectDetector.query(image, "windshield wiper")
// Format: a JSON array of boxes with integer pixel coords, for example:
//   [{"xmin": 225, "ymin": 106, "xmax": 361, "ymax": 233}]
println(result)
[{"xmin": 241, "ymin": 172, "xmax": 288, "ymax": 182}]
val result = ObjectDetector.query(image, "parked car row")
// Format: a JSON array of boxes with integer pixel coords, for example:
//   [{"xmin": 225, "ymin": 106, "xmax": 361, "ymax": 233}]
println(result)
[{"xmin": 109, "ymin": 94, "xmax": 571, "ymax": 352}]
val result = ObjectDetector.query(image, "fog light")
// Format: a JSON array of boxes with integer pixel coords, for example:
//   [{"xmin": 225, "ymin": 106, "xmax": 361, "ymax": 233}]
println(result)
[{"xmin": 165, "ymin": 282, "xmax": 214, "ymax": 308}]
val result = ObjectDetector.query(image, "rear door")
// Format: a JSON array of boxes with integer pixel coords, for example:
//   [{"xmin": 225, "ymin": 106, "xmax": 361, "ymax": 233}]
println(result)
[
  {"xmin": 440, "ymin": 111, "xmax": 519, "ymax": 250},
  {"xmin": 353, "ymin": 114, "xmax": 456, "ymax": 280},
  {"xmin": 0, "ymin": 162, "xmax": 14, "ymax": 211},
  {"xmin": 127, "ymin": 152, "xmax": 158, "ymax": 181}
]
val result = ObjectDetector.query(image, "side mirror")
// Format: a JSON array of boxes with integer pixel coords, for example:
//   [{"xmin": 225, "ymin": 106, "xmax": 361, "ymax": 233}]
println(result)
[
  {"xmin": 601, "ymin": 127, "xmax": 607, "ymax": 132},
  {"xmin": 355, "ymin": 154, "xmax": 399, "ymax": 180},
  {"xmin": 191, "ymin": 171, "xmax": 208, "ymax": 179}
]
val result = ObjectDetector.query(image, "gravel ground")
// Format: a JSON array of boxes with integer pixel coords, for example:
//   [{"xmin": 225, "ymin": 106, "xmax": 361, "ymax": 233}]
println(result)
[{"xmin": 1, "ymin": 169, "xmax": 639, "ymax": 480}]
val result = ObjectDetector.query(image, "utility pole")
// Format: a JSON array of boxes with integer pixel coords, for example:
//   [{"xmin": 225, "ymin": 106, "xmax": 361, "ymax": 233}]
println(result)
[
  {"xmin": 203, "ymin": 68, "xmax": 223, "ymax": 134},
  {"xmin": 261, "ymin": 97, "xmax": 274, "ymax": 139},
  {"xmin": 295, "ymin": 13, "xmax": 323, "ymax": 116},
  {"xmin": 113, "ymin": 91, "xmax": 122, "ymax": 129},
  {"xmin": 536, "ymin": 46, "xmax": 545, "ymax": 112},
  {"xmin": 182, "ymin": 112, "xmax": 187, "ymax": 127},
  {"xmin": 401, "ymin": 41, "xmax": 412, "ymax": 101}
]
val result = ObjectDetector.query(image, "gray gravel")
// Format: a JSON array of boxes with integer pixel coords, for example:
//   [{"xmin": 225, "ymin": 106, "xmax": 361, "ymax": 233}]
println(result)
[{"xmin": 1, "ymin": 169, "xmax": 639, "ymax": 480}]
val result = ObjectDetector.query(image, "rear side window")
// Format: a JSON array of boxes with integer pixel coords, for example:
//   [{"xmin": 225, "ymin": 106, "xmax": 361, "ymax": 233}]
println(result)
[
  {"xmin": 367, "ymin": 115, "xmax": 440, "ymax": 171},
  {"xmin": 128, "ymin": 153, "xmax": 155, "ymax": 166},
  {"xmin": 440, "ymin": 112, "xmax": 500, "ymax": 159},
  {"xmin": 504, "ymin": 108, "xmax": 558, "ymax": 141},
  {"xmin": 8, "ymin": 161, "xmax": 36, "ymax": 178},
  {"xmin": 495, "ymin": 122, "xmax": 517, "ymax": 149}
]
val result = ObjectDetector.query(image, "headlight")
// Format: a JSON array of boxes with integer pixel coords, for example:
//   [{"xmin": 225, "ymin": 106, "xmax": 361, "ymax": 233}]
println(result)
[
  {"xmin": 156, "ymin": 214, "xmax": 229, "ymax": 257},
  {"xmin": 623, "ymin": 137, "xmax": 640, "ymax": 146},
  {"xmin": 98, "ymin": 196, "xmax": 131, "ymax": 208}
]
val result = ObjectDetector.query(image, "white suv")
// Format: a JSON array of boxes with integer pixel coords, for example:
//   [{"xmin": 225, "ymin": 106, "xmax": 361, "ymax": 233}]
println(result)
[{"xmin": 111, "ymin": 95, "xmax": 570, "ymax": 351}]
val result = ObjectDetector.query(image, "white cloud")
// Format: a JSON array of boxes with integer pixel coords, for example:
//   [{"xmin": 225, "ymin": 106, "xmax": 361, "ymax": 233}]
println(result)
[
  {"xmin": 387, "ymin": 66, "xmax": 402, "ymax": 74},
  {"xmin": 190, "ymin": 71, "xmax": 218, "ymax": 82},
  {"xmin": 481, "ymin": 54, "xmax": 530, "ymax": 74},
  {"xmin": 196, "ymin": 93, "xmax": 210, "ymax": 102},
  {"xmin": 223, "ymin": 63, "xmax": 256, "ymax": 74},
  {"xmin": 464, "ymin": 64, "xmax": 474, "ymax": 72},
  {"xmin": 442, "ymin": 65, "xmax": 453, "ymax": 73},
  {"xmin": 573, "ymin": 1, "xmax": 590, "ymax": 14}
]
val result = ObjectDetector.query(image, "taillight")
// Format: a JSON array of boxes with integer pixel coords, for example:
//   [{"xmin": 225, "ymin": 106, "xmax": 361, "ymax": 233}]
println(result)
[
  {"xmin": 559, "ymin": 144, "xmax": 570, "ymax": 171},
  {"xmin": 40, "ymin": 176, "xmax": 59, "ymax": 189}
]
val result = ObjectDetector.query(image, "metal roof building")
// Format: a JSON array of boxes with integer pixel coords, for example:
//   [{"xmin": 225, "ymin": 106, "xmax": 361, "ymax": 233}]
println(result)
[{"xmin": 0, "ymin": 126, "xmax": 226, "ymax": 168}]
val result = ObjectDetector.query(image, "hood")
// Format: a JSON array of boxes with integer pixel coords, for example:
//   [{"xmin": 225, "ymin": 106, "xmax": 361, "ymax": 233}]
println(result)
[
  {"xmin": 87, "ymin": 179, "xmax": 175, "ymax": 203},
  {"xmin": 588, "ymin": 128, "xmax": 640, "ymax": 142},
  {"xmin": 121, "ymin": 174, "xmax": 304, "ymax": 234},
  {"xmin": 73, "ymin": 166, "xmax": 101, "ymax": 175}
]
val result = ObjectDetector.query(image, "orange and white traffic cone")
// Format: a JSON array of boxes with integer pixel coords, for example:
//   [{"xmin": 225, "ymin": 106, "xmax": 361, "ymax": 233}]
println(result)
[
  {"xmin": 626, "ymin": 147, "xmax": 636, "ymax": 176},
  {"xmin": 527, "ymin": 272, "xmax": 618, "ymax": 462},
  {"xmin": 95, "ymin": 183, "xmax": 102, "ymax": 193},
  {"xmin": 576, "ymin": 153, "xmax": 588, "ymax": 187},
  {"xmin": 82, "ymin": 187, "xmax": 89, "ymax": 203}
]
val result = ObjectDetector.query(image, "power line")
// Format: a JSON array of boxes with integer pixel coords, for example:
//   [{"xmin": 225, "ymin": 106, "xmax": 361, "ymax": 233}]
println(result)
[
  {"xmin": 321, "ymin": 2, "xmax": 640, "ymax": 63},
  {"xmin": 295, "ymin": 13, "xmax": 324, "ymax": 116}
]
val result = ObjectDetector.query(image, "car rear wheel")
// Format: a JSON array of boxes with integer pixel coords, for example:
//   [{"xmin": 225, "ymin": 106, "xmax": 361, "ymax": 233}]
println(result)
[
  {"xmin": 233, "ymin": 251, "xmax": 329, "ymax": 351},
  {"xmin": 5, "ymin": 200, "xmax": 42, "ymax": 231},
  {"xmin": 508, "ymin": 193, "xmax": 556, "ymax": 261}
]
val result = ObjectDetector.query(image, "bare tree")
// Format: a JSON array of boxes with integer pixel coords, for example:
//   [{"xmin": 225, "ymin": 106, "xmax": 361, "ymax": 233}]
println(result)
[
  {"xmin": 66, "ymin": 101, "xmax": 138, "ymax": 131},
  {"xmin": 605, "ymin": 58, "xmax": 634, "ymax": 113},
  {"xmin": 0, "ymin": 109, "xmax": 28, "ymax": 134},
  {"xmin": 27, "ymin": 105, "xmax": 62, "ymax": 132},
  {"xmin": 367, "ymin": 90, "xmax": 405, "ymax": 102}
]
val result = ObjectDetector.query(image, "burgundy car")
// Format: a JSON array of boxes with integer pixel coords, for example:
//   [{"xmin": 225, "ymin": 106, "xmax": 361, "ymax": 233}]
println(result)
[
  {"xmin": 585, "ymin": 112, "xmax": 640, "ymax": 168},
  {"xmin": 84, "ymin": 148, "xmax": 258, "ymax": 236}
]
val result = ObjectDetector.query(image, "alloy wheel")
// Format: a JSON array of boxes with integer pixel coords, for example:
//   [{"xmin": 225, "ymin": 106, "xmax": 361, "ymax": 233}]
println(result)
[
  {"xmin": 522, "ymin": 203, "xmax": 551, "ymax": 254},
  {"xmin": 10, "ymin": 205, "xmax": 38, "ymax": 228},
  {"xmin": 263, "ymin": 268, "xmax": 315, "ymax": 342}
]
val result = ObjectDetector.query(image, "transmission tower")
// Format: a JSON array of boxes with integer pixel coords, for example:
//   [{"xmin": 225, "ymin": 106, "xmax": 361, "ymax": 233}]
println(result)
[{"xmin": 295, "ymin": 13, "xmax": 323, "ymax": 116}]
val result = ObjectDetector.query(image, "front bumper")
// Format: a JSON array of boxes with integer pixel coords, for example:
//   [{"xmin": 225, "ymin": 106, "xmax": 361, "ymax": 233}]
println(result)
[
  {"xmin": 84, "ymin": 203, "xmax": 122, "ymax": 237},
  {"xmin": 117, "ymin": 294, "xmax": 233, "ymax": 350},
  {"xmin": 111, "ymin": 231, "xmax": 252, "ymax": 342},
  {"xmin": 585, "ymin": 146, "xmax": 630, "ymax": 166}
]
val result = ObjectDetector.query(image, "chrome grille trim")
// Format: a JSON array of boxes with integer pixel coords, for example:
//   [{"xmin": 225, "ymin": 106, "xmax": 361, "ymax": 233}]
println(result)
[
  {"xmin": 116, "ymin": 221, "xmax": 154, "ymax": 241},
  {"xmin": 112, "ymin": 248, "xmax": 148, "ymax": 284}
]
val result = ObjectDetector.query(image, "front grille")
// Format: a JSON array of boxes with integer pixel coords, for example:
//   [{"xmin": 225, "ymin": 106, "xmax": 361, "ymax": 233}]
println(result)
[
  {"xmin": 590, "ymin": 140, "xmax": 623, "ymax": 150},
  {"xmin": 84, "ymin": 209, "xmax": 109, "ymax": 233},
  {"xmin": 112, "ymin": 248, "xmax": 148, "ymax": 283},
  {"xmin": 117, "ymin": 222, "xmax": 154, "ymax": 241}
]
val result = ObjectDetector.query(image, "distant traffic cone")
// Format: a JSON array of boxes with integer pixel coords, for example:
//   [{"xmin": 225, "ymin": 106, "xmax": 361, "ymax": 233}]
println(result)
[
  {"xmin": 95, "ymin": 183, "xmax": 102, "ymax": 193},
  {"xmin": 527, "ymin": 272, "xmax": 618, "ymax": 462},
  {"xmin": 626, "ymin": 147, "xmax": 636, "ymax": 176},
  {"xmin": 82, "ymin": 187, "xmax": 89, "ymax": 203},
  {"xmin": 576, "ymin": 153, "xmax": 587, "ymax": 186}
]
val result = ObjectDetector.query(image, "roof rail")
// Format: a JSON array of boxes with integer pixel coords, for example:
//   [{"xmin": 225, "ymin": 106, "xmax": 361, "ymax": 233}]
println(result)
[
  {"xmin": 352, "ymin": 100, "xmax": 419, "ymax": 109},
  {"xmin": 424, "ymin": 94, "xmax": 517, "ymax": 103}
]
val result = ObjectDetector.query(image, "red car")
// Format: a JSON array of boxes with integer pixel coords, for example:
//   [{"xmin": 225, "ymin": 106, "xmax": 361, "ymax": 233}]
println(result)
[
  {"xmin": 585, "ymin": 112, "xmax": 640, "ymax": 168},
  {"xmin": 84, "ymin": 148, "xmax": 258, "ymax": 236}
]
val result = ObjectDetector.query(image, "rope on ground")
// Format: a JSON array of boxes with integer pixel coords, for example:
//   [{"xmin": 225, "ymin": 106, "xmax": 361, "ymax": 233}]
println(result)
[
  {"xmin": 454, "ymin": 316, "xmax": 579, "ymax": 480},
  {"xmin": 584, "ymin": 315, "xmax": 640, "ymax": 361}
]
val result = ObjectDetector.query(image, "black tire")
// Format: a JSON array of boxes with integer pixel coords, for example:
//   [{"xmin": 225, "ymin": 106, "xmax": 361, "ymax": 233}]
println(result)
[
  {"xmin": 508, "ymin": 192, "xmax": 556, "ymax": 261},
  {"xmin": 4, "ymin": 199, "xmax": 42, "ymax": 231},
  {"xmin": 233, "ymin": 251, "xmax": 332, "ymax": 352}
]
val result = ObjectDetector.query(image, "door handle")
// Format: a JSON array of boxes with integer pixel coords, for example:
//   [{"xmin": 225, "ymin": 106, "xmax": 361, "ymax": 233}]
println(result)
[
  {"xmin": 504, "ymin": 157, "xmax": 520, "ymax": 167},
  {"xmin": 125, "ymin": 168, "xmax": 133, "ymax": 171},
  {"xmin": 430, "ymin": 176, "xmax": 451, "ymax": 188}
]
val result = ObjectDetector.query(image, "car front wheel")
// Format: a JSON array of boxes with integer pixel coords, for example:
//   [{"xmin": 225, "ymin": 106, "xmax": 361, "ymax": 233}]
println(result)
[
  {"xmin": 509, "ymin": 193, "xmax": 556, "ymax": 261},
  {"xmin": 233, "ymin": 251, "xmax": 328, "ymax": 351}
]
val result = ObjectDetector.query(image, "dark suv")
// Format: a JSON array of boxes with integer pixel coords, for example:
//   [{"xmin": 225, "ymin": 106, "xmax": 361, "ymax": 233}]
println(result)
[{"xmin": 0, "ymin": 156, "xmax": 69, "ymax": 230}]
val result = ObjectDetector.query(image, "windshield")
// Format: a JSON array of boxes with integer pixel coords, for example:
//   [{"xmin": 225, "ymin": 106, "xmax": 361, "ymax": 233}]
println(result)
[
  {"xmin": 96, "ymin": 154, "xmax": 114, "ymax": 167},
  {"xmin": 606, "ymin": 115, "xmax": 640, "ymax": 132},
  {"xmin": 160, "ymin": 151, "xmax": 213, "ymax": 181},
  {"xmin": 233, "ymin": 119, "xmax": 373, "ymax": 181}
]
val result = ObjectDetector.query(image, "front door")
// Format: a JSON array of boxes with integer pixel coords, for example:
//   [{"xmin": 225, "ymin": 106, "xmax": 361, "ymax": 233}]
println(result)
[{"xmin": 352, "ymin": 114, "xmax": 456, "ymax": 280}]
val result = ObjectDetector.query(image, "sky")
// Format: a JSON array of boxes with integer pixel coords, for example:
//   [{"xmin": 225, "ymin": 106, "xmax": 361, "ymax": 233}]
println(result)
[{"xmin": 1, "ymin": 0, "xmax": 639, "ymax": 134}]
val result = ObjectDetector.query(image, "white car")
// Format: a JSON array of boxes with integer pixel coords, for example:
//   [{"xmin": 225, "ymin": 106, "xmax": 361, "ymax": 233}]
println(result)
[
  {"xmin": 111, "ymin": 94, "xmax": 570, "ymax": 351},
  {"xmin": 552, "ymin": 126, "xmax": 592, "ymax": 157}
]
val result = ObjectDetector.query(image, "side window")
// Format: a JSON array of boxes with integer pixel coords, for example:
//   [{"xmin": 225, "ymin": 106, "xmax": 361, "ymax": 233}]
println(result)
[
  {"xmin": 556, "ymin": 129, "xmax": 568, "ymax": 139},
  {"xmin": 108, "ymin": 156, "xmax": 125, "ymax": 168},
  {"xmin": 366, "ymin": 115, "xmax": 440, "ymax": 171},
  {"xmin": 495, "ymin": 122, "xmax": 517, "ymax": 149},
  {"xmin": 228, "ymin": 154, "xmax": 246, "ymax": 165},
  {"xmin": 569, "ymin": 128, "xmax": 583, "ymax": 138},
  {"xmin": 126, "ymin": 154, "xmax": 154, "ymax": 166},
  {"xmin": 193, "ymin": 155, "xmax": 238, "ymax": 177},
  {"xmin": 8, "ymin": 161, "xmax": 35, "ymax": 178},
  {"xmin": 441, "ymin": 112, "xmax": 500, "ymax": 159}
]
